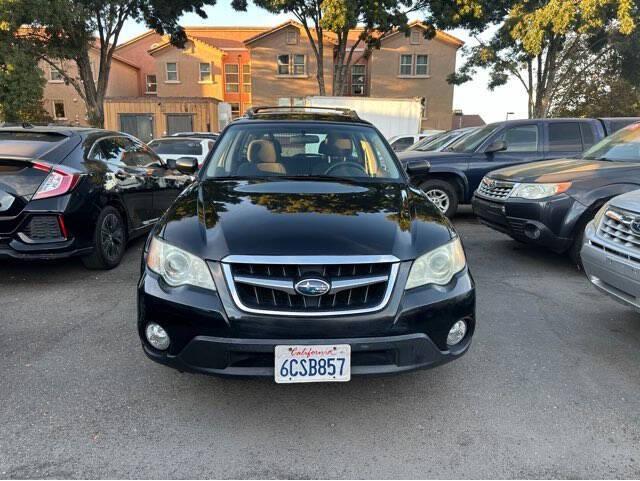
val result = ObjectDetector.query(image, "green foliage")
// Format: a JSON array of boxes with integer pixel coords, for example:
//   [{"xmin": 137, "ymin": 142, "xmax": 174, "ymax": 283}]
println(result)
[{"xmin": 0, "ymin": 37, "xmax": 51, "ymax": 123}]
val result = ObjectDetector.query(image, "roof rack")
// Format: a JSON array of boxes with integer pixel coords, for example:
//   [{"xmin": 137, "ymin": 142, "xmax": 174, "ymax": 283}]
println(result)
[{"xmin": 244, "ymin": 106, "xmax": 360, "ymax": 120}]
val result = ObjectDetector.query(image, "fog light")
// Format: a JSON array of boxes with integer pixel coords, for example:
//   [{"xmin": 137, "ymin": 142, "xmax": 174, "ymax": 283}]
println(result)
[
  {"xmin": 145, "ymin": 323, "xmax": 170, "ymax": 350},
  {"xmin": 447, "ymin": 320, "xmax": 467, "ymax": 346}
]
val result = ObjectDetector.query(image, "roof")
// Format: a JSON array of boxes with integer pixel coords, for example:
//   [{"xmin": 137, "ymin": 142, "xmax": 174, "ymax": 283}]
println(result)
[
  {"xmin": 0, "ymin": 126, "xmax": 98, "ymax": 135},
  {"xmin": 381, "ymin": 20, "xmax": 464, "ymax": 48},
  {"xmin": 237, "ymin": 106, "xmax": 373, "ymax": 125},
  {"xmin": 244, "ymin": 20, "xmax": 334, "ymax": 45},
  {"xmin": 451, "ymin": 114, "xmax": 486, "ymax": 129}
]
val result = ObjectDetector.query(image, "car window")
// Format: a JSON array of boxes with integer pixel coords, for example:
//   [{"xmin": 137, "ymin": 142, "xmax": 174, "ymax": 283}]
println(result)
[
  {"xmin": 90, "ymin": 137, "xmax": 129, "ymax": 165},
  {"xmin": 580, "ymin": 123, "xmax": 596, "ymax": 149},
  {"xmin": 583, "ymin": 123, "xmax": 640, "ymax": 162},
  {"xmin": 548, "ymin": 122, "xmax": 582, "ymax": 152},
  {"xmin": 148, "ymin": 139, "xmax": 203, "ymax": 156},
  {"xmin": 391, "ymin": 137, "xmax": 414, "ymax": 151},
  {"xmin": 495, "ymin": 125, "xmax": 539, "ymax": 152},
  {"xmin": 449, "ymin": 124, "xmax": 500, "ymax": 152},
  {"xmin": 204, "ymin": 123, "xmax": 403, "ymax": 181},
  {"xmin": 124, "ymin": 140, "xmax": 162, "ymax": 167}
]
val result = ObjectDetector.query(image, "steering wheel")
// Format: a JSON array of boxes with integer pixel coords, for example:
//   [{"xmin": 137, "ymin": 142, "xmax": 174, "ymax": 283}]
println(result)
[{"xmin": 324, "ymin": 162, "xmax": 367, "ymax": 176}]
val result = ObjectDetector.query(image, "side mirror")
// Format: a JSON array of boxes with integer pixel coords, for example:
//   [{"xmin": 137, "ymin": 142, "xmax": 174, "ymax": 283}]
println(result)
[
  {"xmin": 165, "ymin": 158, "xmax": 177, "ymax": 170},
  {"xmin": 405, "ymin": 159, "xmax": 431, "ymax": 175},
  {"xmin": 176, "ymin": 157, "xmax": 198, "ymax": 175},
  {"xmin": 485, "ymin": 140, "xmax": 507, "ymax": 154}
]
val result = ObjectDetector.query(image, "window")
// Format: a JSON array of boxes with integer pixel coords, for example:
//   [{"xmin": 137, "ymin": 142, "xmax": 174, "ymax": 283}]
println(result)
[
  {"xmin": 496, "ymin": 125, "xmax": 539, "ymax": 152},
  {"xmin": 399, "ymin": 54, "xmax": 429, "ymax": 77},
  {"xmin": 229, "ymin": 102, "xmax": 240, "ymax": 119},
  {"xmin": 145, "ymin": 74, "xmax": 157, "ymax": 94},
  {"xmin": 399, "ymin": 55, "xmax": 413, "ymax": 76},
  {"xmin": 548, "ymin": 122, "xmax": 583, "ymax": 152},
  {"xmin": 410, "ymin": 30, "xmax": 421, "ymax": 44},
  {"xmin": 49, "ymin": 65, "xmax": 64, "ymax": 82},
  {"xmin": 165, "ymin": 62, "xmax": 178, "ymax": 82},
  {"xmin": 225, "ymin": 64, "xmax": 239, "ymax": 92},
  {"xmin": 52, "ymin": 100, "xmax": 66, "ymax": 119},
  {"xmin": 580, "ymin": 123, "xmax": 596, "ymax": 149},
  {"xmin": 286, "ymin": 30, "xmax": 298, "ymax": 45},
  {"xmin": 277, "ymin": 54, "xmax": 306, "ymax": 76},
  {"xmin": 199, "ymin": 63, "xmax": 212, "ymax": 82},
  {"xmin": 243, "ymin": 64, "xmax": 251, "ymax": 93},
  {"xmin": 204, "ymin": 124, "xmax": 403, "ymax": 180},
  {"xmin": 415, "ymin": 55, "xmax": 429, "ymax": 76},
  {"xmin": 391, "ymin": 136, "xmax": 415, "ymax": 152},
  {"xmin": 351, "ymin": 64, "xmax": 366, "ymax": 96}
]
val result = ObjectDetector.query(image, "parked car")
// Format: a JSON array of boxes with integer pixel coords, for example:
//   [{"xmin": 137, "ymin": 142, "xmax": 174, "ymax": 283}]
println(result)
[
  {"xmin": 170, "ymin": 131, "xmax": 219, "ymax": 141},
  {"xmin": 401, "ymin": 117, "xmax": 640, "ymax": 217},
  {"xmin": 403, "ymin": 127, "xmax": 478, "ymax": 153},
  {"xmin": 138, "ymin": 106, "xmax": 476, "ymax": 382},
  {"xmin": 388, "ymin": 132, "xmax": 441, "ymax": 152},
  {"xmin": 148, "ymin": 137, "xmax": 215, "ymax": 168},
  {"xmin": 581, "ymin": 189, "xmax": 640, "ymax": 310},
  {"xmin": 472, "ymin": 122, "xmax": 640, "ymax": 264},
  {"xmin": 0, "ymin": 127, "xmax": 192, "ymax": 269}
]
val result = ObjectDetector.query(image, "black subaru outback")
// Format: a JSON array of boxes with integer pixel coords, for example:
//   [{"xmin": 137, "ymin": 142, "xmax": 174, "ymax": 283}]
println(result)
[{"xmin": 138, "ymin": 107, "xmax": 475, "ymax": 382}]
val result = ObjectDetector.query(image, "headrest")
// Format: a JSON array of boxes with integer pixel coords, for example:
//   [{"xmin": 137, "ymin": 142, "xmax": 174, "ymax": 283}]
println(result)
[
  {"xmin": 332, "ymin": 137, "xmax": 352, "ymax": 151},
  {"xmin": 247, "ymin": 140, "xmax": 278, "ymax": 163}
]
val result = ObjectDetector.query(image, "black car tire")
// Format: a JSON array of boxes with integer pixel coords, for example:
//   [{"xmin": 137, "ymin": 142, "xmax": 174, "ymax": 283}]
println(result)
[
  {"xmin": 82, "ymin": 206, "xmax": 127, "ymax": 270},
  {"xmin": 568, "ymin": 214, "xmax": 593, "ymax": 269},
  {"xmin": 420, "ymin": 179, "xmax": 459, "ymax": 218}
]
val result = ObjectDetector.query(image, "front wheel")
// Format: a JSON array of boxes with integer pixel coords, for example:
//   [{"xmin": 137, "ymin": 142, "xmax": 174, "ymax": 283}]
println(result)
[
  {"xmin": 419, "ymin": 179, "xmax": 459, "ymax": 218},
  {"xmin": 82, "ymin": 206, "xmax": 127, "ymax": 270}
]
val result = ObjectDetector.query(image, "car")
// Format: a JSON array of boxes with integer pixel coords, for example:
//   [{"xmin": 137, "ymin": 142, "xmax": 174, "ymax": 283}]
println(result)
[
  {"xmin": 400, "ymin": 118, "xmax": 640, "ymax": 218},
  {"xmin": 0, "ymin": 126, "xmax": 192, "ymax": 269},
  {"xmin": 137, "ymin": 106, "xmax": 476, "ymax": 382},
  {"xmin": 403, "ymin": 127, "xmax": 478, "ymax": 153},
  {"xmin": 387, "ymin": 132, "xmax": 441, "ymax": 152},
  {"xmin": 170, "ymin": 131, "xmax": 219, "ymax": 141},
  {"xmin": 581, "ymin": 189, "xmax": 640, "ymax": 310},
  {"xmin": 148, "ymin": 137, "xmax": 215, "ymax": 169},
  {"xmin": 472, "ymin": 122, "xmax": 640, "ymax": 265}
]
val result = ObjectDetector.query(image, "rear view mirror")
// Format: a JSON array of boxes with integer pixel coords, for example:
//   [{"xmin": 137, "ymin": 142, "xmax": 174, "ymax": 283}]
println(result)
[
  {"xmin": 405, "ymin": 159, "xmax": 431, "ymax": 175},
  {"xmin": 290, "ymin": 134, "xmax": 321, "ymax": 144},
  {"xmin": 165, "ymin": 159, "xmax": 177, "ymax": 170},
  {"xmin": 176, "ymin": 157, "xmax": 198, "ymax": 175},
  {"xmin": 485, "ymin": 140, "xmax": 507, "ymax": 154}
]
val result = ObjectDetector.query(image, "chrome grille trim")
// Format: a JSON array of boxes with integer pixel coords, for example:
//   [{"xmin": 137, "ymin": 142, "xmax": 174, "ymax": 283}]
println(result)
[
  {"xmin": 475, "ymin": 177, "xmax": 516, "ymax": 201},
  {"xmin": 597, "ymin": 208, "xmax": 640, "ymax": 250},
  {"xmin": 221, "ymin": 257, "xmax": 400, "ymax": 317}
]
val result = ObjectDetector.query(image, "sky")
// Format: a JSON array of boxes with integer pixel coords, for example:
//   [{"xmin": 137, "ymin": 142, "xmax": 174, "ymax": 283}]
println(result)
[{"xmin": 119, "ymin": 3, "xmax": 529, "ymax": 124}]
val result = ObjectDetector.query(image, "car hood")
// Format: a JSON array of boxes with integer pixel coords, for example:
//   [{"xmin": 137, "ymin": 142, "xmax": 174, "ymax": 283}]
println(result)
[
  {"xmin": 158, "ymin": 179, "xmax": 455, "ymax": 261},
  {"xmin": 489, "ymin": 158, "xmax": 640, "ymax": 183},
  {"xmin": 397, "ymin": 150, "xmax": 468, "ymax": 164},
  {"xmin": 607, "ymin": 189, "xmax": 640, "ymax": 212}
]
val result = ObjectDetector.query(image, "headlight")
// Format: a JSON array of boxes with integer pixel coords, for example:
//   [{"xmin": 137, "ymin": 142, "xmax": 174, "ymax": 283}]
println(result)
[
  {"xmin": 146, "ymin": 237, "xmax": 216, "ymax": 290},
  {"xmin": 510, "ymin": 182, "xmax": 571, "ymax": 200},
  {"xmin": 405, "ymin": 238, "xmax": 466, "ymax": 290}
]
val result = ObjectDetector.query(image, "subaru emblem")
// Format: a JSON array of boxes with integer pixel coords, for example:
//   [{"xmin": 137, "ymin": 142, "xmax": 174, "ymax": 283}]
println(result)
[
  {"xmin": 631, "ymin": 220, "xmax": 640, "ymax": 235},
  {"xmin": 294, "ymin": 278, "xmax": 331, "ymax": 297}
]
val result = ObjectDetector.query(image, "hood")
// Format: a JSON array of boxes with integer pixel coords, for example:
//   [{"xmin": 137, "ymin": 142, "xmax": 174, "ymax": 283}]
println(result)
[
  {"xmin": 489, "ymin": 158, "xmax": 640, "ymax": 183},
  {"xmin": 397, "ymin": 150, "xmax": 468, "ymax": 164},
  {"xmin": 608, "ymin": 189, "xmax": 640, "ymax": 213},
  {"xmin": 158, "ymin": 179, "xmax": 455, "ymax": 261}
]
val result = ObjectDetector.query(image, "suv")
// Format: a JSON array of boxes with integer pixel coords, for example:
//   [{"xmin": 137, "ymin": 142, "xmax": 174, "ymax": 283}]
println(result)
[
  {"xmin": 0, "ymin": 127, "xmax": 191, "ymax": 268},
  {"xmin": 138, "ymin": 107, "xmax": 476, "ymax": 382},
  {"xmin": 401, "ymin": 118, "xmax": 640, "ymax": 217}
]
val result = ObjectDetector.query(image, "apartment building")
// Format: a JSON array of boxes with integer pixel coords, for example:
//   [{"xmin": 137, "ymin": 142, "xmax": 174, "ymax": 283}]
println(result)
[{"xmin": 42, "ymin": 20, "xmax": 463, "ymax": 137}]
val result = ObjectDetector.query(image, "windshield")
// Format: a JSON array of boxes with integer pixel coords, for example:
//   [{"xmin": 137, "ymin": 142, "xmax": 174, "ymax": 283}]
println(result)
[
  {"xmin": 204, "ymin": 123, "xmax": 403, "ymax": 181},
  {"xmin": 448, "ymin": 124, "xmax": 499, "ymax": 153},
  {"xmin": 408, "ymin": 133, "xmax": 444, "ymax": 151},
  {"xmin": 582, "ymin": 123, "xmax": 640, "ymax": 162},
  {"xmin": 148, "ymin": 139, "xmax": 203, "ymax": 156}
]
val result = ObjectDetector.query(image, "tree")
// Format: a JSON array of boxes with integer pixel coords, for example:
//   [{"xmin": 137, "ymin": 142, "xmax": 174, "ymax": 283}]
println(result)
[
  {"xmin": 447, "ymin": 0, "xmax": 638, "ymax": 118},
  {"xmin": 0, "ymin": 32, "xmax": 51, "ymax": 123},
  {"xmin": 237, "ymin": 0, "xmax": 421, "ymax": 96},
  {"xmin": 4, "ymin": 0, "xmax": 218, "ymax": 128}
]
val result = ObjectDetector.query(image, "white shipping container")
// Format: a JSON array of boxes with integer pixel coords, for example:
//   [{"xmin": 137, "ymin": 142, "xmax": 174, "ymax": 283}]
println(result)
[{"xmin": 304, "ymin": 96, "xmax": 424, "ymax": 138}]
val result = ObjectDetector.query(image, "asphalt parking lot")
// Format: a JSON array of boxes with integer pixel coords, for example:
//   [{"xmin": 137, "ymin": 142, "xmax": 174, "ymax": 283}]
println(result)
[{"xmin": 1, "ymin": 208, "xmax": 639, "ymax": 479}]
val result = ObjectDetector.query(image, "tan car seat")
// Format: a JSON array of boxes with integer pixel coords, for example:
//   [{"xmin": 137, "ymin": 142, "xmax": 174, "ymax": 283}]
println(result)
[{"xmin": 246, "ymin": 139, "xmax": 287, "ymax": 174}]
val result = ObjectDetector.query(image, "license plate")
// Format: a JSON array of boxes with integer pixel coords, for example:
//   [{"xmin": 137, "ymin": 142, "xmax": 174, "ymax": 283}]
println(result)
[{"xmin": 274, "ymin": 344, "xmax": 351, "ymax": 384}]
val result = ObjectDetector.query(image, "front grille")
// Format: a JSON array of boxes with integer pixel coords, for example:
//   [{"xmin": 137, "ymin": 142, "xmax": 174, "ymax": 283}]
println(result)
[
  {"xmin": 476, "ymin": 178, "xmax": 516, "ymax": 201},
  {"xmin": 21, "ymin": 215, "xmax": 63, "ymax": 241},
  {"xmin": 598, "ymin": 209, "xmax": 640, "ymax": 251},
  {"xmin": 222, "ymin": 256, "xmax": 399, "ymax": 316}
]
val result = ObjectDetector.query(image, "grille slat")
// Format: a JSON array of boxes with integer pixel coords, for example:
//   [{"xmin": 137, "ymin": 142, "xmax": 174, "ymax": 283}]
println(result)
[
  {"xmin": 224, "ymin": 258, "xmax": 397, "ymax": 315},
  {"xmin": 598, "ymin": 210, "xmax": 640, "ymax": 250},
  {"xmin": 476, "ymin": 178, "xmax": 516, "ymax": 201}
]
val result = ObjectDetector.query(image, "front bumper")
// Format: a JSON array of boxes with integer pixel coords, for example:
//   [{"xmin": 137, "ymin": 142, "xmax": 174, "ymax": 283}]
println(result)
[
  {"xmin": 138, "ymin": 262, "xmax": 476, "ymax": 378},
  {"xmin": 472, "ymin": 194, "xmax": 577, "ymax": 252},
  {"xmin": 581, "ymin": 222, "xmax": 640, "ymax": 310}
]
